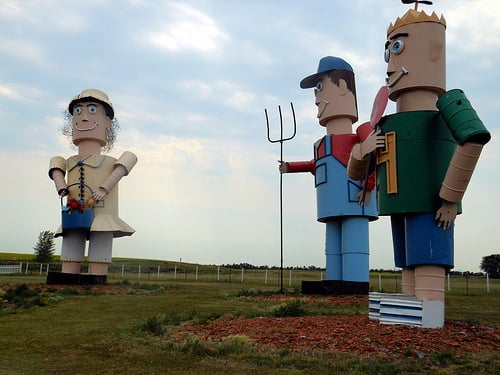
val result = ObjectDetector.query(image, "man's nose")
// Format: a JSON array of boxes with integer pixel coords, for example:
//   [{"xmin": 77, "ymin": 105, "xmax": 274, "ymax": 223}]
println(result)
[{"xmin": 387, "ymin": 57, "xmax": 396, "ymax": 75}]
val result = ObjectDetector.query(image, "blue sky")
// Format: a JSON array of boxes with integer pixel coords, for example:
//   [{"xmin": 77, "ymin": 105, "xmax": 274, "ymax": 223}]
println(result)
[{"xmin": 0, "ymin": 0, "xmax": 498, "ymax": 272}]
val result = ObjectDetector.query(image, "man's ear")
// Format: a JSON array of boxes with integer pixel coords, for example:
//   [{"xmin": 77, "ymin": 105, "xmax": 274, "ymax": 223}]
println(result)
[
  {"xmin": 338, "ymin": 79, "xmax": 348, "ymax": 95},
  {"xmin": 430, "ymin": 40, "xmax": 444, "ymax": 61}
]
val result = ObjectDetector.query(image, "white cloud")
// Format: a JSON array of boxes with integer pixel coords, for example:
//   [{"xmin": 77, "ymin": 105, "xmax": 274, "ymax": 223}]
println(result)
[
  {"xmin": 223, "ymin": 89, "xmax": 256, "ymax": 110},
  {"xmin": 0, "ymin": 83, "xmax": 43, "ymax": 102},
  {"xmin": 0, "ymin": 0, "xmax": 89, "ymax": 33},
  {"xmin": 181, "ymin": 80, "xmax": 214, "ymax": 99},
  {"xmin": 445, "ymin": 0, "xmax": 500, "ymax": 53},
  {"xmin": 0, "ymin": 85, "xmax": 22, "ymax": 100},
  {"xmin": 0, "ymin": 38, "xmax": 47, "ymax": 66},
  {"xmin": 180, "ymin": 79, "xmax": 256, "ymax": 111},
  {"xmin": 147, "ymin": 3, "xmax": 228, "ymax": 52}
]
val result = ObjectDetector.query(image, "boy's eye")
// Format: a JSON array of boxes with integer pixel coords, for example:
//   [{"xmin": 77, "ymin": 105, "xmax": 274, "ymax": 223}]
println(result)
[
  {"xmin": 315, "ymin": 81, "xmax": 323, "ymax": 93},
  {"xmin": 391, "ymin": 40, "xmax": 405, "ymax": 55},
  {"xmin": 74, "ymin": 107, "xmax": 82, "ymax": 115},
  {"xmin": 88, "ymin": 105, "xmax": 97, "ymax": 114}
]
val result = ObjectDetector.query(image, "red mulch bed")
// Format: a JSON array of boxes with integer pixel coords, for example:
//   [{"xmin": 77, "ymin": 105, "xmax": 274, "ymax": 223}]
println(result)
[{"xmin": 177, "ymin": 296, "xmax": 500, "ymax": 358}]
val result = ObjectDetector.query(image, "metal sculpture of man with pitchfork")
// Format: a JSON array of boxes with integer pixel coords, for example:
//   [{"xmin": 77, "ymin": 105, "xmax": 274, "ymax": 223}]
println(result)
[{"xmin": 281, "ymin": 56, "xmax": 380, "ymax": 295}]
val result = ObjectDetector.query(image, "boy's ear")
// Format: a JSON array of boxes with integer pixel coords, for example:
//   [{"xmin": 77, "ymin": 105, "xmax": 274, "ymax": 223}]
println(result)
[{"xmin": 338, "ymin": 79, "xmax": 348, "ymax": 95}]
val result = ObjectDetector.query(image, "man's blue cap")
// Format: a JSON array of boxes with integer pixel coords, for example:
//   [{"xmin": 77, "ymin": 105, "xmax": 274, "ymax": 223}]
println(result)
[{"xmin": 300, "ymin": 56, "xmax": 354, "ymax": 89}]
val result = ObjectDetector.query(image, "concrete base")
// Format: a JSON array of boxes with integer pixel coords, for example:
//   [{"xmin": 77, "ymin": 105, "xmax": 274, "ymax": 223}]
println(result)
[
  {"xmin": 46, "ymin": 271, "xmax": 107, "ymax": 285},
  {"xmin": 302, "ymin": 280, "xmax": 369, "ymax": 295},
  {"xmin": 369, "ymin": 292, "xmax": 444, "ymax": 328}
]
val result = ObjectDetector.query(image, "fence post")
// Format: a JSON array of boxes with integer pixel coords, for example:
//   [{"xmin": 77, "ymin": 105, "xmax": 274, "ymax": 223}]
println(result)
[
  {"xmin": 320, "ymin": 272, "xmax": 323, "ymax": 281},
  {"xmin": 174, "ymin": 266, "xmax": 177, "ymax": 280},
  {"xmin": 46, "ymin": 263, "xmax": 50, "ymax": 275},
  {"xmin": 25, "ymin": 262, "xmax": 29, "ymax": 275},
  {"xmin": 265, "ymin": 269, "xmax": 268, "ymax": 284},
  {"xmin": 486, "ymin": 273, "xmax": 490, "ymax": 293},
  {"xmin": 217, "ymin": 266, "xmax": 220, "ymax": 281},
  {"xmin": 157, "ymin": 265, "xmax": 161, "ymax": 279},
  {"xmin": 121, "ymin": 264, "xmax": 124, "ymax": 278},
  {"xmin": 19, "ymin": 263, "xmax": 22, "ymax": 274},
  {"xmin": 378, "ymin": 273, "xmax": 382, "ymax": 291},
  {"xmin": 241, "ymin": 267, "xmax": 244, "ymax": 282},
  {"xmin": 195, "ymin": 266, "xmax": 199, "ymax": 280},
  {"xmin": 289, "ymin": 269, "xmax": 292, "ymax": 286},
  {"xmin": 39, "ymin": 263, "xmax": 43, "ymax": 275},
  {"xmin": 138, "ymin": 265, "xmax": 141, "ymax": 279},
  {"xmin": 447, "ymin": 273, "xmax": 450, "ymax": 291}
]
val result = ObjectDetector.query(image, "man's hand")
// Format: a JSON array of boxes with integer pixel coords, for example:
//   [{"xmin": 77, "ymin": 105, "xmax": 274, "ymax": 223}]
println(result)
[
  {"xmin": 356, "ymin": 189, "xmax": 371, "ymax": 207},
  {"xmin": 279, "ymin": 160, "xmax": 289, "ymax": 174},
  {"xmin": 435, "ymin": 200, "xmax": 458, "ymax": 231},
  {"xmin": 360, "ymin": 129, "xmax": 385, "ymax": 158}
]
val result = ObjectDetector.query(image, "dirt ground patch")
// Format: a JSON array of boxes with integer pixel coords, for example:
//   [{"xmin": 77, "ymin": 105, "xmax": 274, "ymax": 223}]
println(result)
[{"xmin": 178, "ymin": 295, "xmax": 500, "ymax": 358}]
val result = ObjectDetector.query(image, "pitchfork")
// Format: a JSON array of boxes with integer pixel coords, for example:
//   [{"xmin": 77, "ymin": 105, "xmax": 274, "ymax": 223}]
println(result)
[{"xmin": 265, "ymin": 103, "xmax": 296, "ymax": 293}]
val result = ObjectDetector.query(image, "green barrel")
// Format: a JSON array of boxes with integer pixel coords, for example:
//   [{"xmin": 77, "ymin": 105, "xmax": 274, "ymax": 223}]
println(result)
[{"xmin": 436, "ymin": 89, "xmax": 490, "ymax": 145}]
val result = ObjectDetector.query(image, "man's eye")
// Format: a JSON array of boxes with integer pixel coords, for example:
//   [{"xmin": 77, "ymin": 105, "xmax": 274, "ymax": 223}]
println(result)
[
  {"xmin": 391, "ymin": 40, "xmax": 405, "ymax": 55},
  {"xmin": 384, "ymin": 48, "xmax": 390, "ymax": 63},
  {"xmin": 88, "ymin": 105, "xmax": 97, "ymax": 114},
  {"xmin": 74, "ymin": 107, "xmax": 82, "ymax": 115},
  {"xmin": 315, "ymin": 81, "xmax": 323, "ymax": 92}
]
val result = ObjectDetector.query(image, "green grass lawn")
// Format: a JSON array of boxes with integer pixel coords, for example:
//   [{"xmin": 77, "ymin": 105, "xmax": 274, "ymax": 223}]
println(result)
[
  {"xmin": 1, "ymin": 253, "xmax": 499, "ymax": 373},
  {"xmin": 0, "ymin": 277, "xmax": 498, "ymax": 374}
]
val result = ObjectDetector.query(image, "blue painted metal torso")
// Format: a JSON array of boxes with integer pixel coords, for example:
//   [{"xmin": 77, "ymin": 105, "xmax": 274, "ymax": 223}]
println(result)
[{"xmin": 314, "ymin": 135, "xmax": 377, "ymax": 222}]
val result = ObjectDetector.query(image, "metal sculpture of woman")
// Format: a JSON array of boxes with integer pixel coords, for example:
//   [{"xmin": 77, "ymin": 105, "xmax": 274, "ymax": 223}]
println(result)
[{"xmin": 48, "ymin": 89, "xmax": 137, "ymax": 283}]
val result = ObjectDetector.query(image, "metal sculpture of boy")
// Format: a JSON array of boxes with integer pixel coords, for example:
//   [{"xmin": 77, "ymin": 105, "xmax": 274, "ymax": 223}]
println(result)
[
  {"xmin": 281, "ymin": 56, "xmax": 378, "ymax": 295},
  {"xmin": 48, "ymin": 89, "xmax": 137, "ymax": 283},
  {"xmin": 348, "ymin": 1, "xmax": 490, "ymax": 327}
]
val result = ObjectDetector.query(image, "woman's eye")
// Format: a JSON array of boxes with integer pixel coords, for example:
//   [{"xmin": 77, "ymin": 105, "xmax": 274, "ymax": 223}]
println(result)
[
  {"xmin": 88, "ymin": 105, "xmax": 97, "ymax": 114},
  {"xmin": 391, "ymin": 40, "xmax": 405, "ymax": 55},
  {"xmin": 74, "ymin": 107, "xmax": 82, "ymax": 115}
]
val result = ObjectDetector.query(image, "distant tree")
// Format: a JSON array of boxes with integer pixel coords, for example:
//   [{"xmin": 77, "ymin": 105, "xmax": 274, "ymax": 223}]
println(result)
[
  {"xmin": 480, "ymin": 254, "xmax": 500, "ymax": 278},
  {"xmin": 33, "ymin": 231, "xmax": 55, "ymax": 263}
]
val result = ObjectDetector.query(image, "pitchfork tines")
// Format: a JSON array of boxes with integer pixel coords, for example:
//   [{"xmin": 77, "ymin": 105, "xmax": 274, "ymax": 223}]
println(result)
[{"xmin": 265, "ymin": 102, "xmax": 297, "ymax": 144}]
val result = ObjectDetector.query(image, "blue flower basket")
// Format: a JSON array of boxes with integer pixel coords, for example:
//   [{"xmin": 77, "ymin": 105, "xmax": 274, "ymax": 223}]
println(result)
[
  {"xmin": 61, "ymin": 208, "xmax": 94, "ymax": 230},
  {"xmin": 61, "ymin": 183, "xmax": 95, "ymax": 231}
]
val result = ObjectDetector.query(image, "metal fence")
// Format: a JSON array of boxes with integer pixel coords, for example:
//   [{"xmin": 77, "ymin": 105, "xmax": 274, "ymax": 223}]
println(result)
[
  {"xmin": 0, "ymin": 264, "xmax": 22, "ymax": 274},
  {"xmin": 1, "ymin": 261, "xmax": 499, "ymax": 295}
]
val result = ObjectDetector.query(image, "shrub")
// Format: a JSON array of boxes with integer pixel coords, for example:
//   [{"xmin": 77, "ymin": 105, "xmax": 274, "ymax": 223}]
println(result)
[
  {"xmin": 272, "ymin": 299, "xmax": 307, "ymax": 317},
  {"xmin": 430, "ymin": 350, "xmax": 464, "ymax": 366},
  {"xmin": 139, "ymin": 314, "xmax": 167, "ymax": 336},
  {"xmin": 59, "ymin": 288, "xmax": 80, "ymax": 296},
  {"xmin": 216, "ymin": 335, "xmax": 253, "ymax": 356},
  {"xmin": 180, "ymin": 336, "xmax": 206, "ymax": 356}
]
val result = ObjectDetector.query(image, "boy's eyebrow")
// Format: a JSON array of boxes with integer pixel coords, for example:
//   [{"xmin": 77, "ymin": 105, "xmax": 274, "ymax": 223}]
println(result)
[
  {"xmin": 390, "ymin": 32, "xmax": 409, "ymax": 40},
  {"xmin": 385, "ymin": 32, "xmax": 409, "ymax": 48}
]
